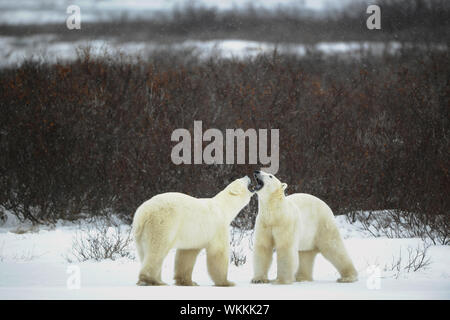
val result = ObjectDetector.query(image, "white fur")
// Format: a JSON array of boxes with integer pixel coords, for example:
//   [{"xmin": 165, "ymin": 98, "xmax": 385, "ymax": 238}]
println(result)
[
  {"xmin": 251, "ymin": 171, "xmax": 358, "ymax": 284},
  {"xmin": 132, "ymin": 176, "xmax": 253, "ymax": 286}
]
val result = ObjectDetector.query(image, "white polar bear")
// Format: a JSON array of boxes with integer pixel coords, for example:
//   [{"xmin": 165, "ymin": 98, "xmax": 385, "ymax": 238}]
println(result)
[
  {"xmin": 132, "ymin": 176, "xmax": 253, "ymax": 286},
  {"xmin": 250, "ymin": 170, "xmax": 358, "ymax": 284}
]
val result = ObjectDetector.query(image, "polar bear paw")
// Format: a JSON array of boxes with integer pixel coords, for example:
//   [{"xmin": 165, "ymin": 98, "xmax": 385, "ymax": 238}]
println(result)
[
  {"xmin": 136, "ymin": 280, "xmax": 168, "ymax": 286},
  {"xmin": 337, "ymin": 275, "xmax": 358, "ymax": 283},
  {"xmin": 215, "ymin": 280, "xmax": 235, "ymax": 287},
  {"xmin": 296, "ymin": 275, "xmax": 313, "ymax": 282},
  {"xmin": 175, "ymin": 279, "xmax": 199, "ymax": 286},
  {"xmin": 137, "ymin": 275, "xmax": 167, "ymax": 286},
  {"xmin": 251, "ymin": 277, "xmax": 270, "ymax": 284},
  {"xmin": 271, "ymin": 278, "xmax": 294, "ymax": 285}
]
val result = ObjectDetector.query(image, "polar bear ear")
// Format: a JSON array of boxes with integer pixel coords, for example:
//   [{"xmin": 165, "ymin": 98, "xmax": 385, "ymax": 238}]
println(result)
[
  {"xmin": 281, "ymin": 183, "xmax": 288, "ymax": 191},
  {"xmin": 229, "ymin": 185, "xmax": 241, "ymax": 196}
]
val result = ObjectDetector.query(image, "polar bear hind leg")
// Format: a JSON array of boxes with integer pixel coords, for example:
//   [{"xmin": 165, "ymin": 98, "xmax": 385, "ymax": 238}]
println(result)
[
  {"xmin": 137, "ymin": 243, "xmax": 172, "ymax": 286},
  {"xmin": 251, "ymin": 227, "xmax": 274, "ymax": 284},
  {"xmin": 174, "ymin": 249, "xmax": 201, "ymax": 286},
  {"xmin": 296, "ymin": 250, "xmax": 318, "ymax": 282},
  {"xmin": 136, "ymin": 222, "xmax": 176, "ymax": 286},
  {"xmin": 135, "ymin": 242, "xmax": 143, "ymax": 262},
  {"xmin": 318, "ymin": 238, "xmax": 358, "ymax": 283}
]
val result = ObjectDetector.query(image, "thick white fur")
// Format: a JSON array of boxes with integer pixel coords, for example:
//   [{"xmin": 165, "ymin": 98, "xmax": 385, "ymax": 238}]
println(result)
[
  {"xmin": 132, "ymin": 176, "xmax": 253, "ymax": 286},
  {"xmin": 251, "ymin": 171, "xmax": 358, "ymax": 284}
]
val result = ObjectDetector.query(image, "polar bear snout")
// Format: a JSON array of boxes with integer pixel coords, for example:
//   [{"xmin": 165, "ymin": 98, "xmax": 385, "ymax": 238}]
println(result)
[
  {"xmin": 252, "ymin": 170, "xmax": 265, "ymax": 192},
  {"xmin": 242, "ymin": 175, "xmax": 251, "ymax": 186},
  {"xmin": 236, "ymin": 176, "xmax": 253, "ymax": 192},
  {"xmin": 243, "ymin": 176, "xmax": 255, "ymax": 192}
]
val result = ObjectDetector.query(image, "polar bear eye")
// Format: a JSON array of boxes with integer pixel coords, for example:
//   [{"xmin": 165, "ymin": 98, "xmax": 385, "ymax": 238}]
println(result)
[{"xmin": 270, "ymin": 175, "xmax": 273, "ymax": 178}]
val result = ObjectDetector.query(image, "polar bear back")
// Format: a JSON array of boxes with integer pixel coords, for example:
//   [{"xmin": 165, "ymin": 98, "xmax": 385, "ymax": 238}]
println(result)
[
  {"xmin": 287, "ymin": 193, "xmax": 336, "ymax": 251},
  {"xmin": 133, "ymin": 192, "xmax": 222, "ymax": 250}
]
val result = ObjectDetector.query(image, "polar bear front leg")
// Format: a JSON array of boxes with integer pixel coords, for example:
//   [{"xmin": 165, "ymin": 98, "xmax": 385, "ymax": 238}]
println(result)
[
  {"xmin": 273, "ymin": 246, "xmax": 298, "ymax": 285},
  {"xmin": 251, "ymin": 244, "xmax": 273, "ymax": 284},
  {"xmin": 206, "ymin": 243, "xmax": 234, "ymax": 287},
  {"xmin": 174, "ymin": 249, "xmax": 201, "ymax": 286},
  {"xmin": 251, "ymin": 226, "xmax": 273, "ymax": 284}
]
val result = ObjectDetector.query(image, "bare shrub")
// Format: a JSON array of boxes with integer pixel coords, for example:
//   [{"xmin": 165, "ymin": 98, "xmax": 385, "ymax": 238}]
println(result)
[
  {"xmin": 230, "ymin": 227, "xmax": 253, "ymax": 267},
  {"xmin": 348, "ymin": 210, "xmax": 449, "ymax": 245},
  {"xmin": 404, "ymin": 244, "xmax": 432, "ymax": 273},
  {"xmin": 0, "ymin": 241, "xmax": 4, "ymax": 262},
  {"xmin": 383, "ymin": 243, "xmax": 432, "ymax": 279},
  {"xmin": 0, "ymin": 209, "xmax": 6, "ymax": 225},
  {"xmin": 230, "ymin": 247, "xmax": 247, "ymax": 267},
  {"xmin": 0, "ymin": 45, "xmax": 448, "ymax": 237},
  {"xmin": 10, "ymin": 246, "xmax": 43, "ymax": 262},
  {"xmin": 67, "ymin": 219, "xmax": 133, "ymax": 262},
  {"xmin": 10, "ymin": 225, "xmax": 40, "ymax": 235},
  {"xmin": 0, "ymin": 243, "xmax": 43, "ymax": 262}
]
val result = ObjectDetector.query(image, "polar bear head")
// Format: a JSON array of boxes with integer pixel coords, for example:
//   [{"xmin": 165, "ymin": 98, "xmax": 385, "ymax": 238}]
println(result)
[
  {"xmin": 225, "ymin": 175, "xmax": 254, "ymax": 198},
  {"xmin": 252, "ymin": 170, "xmax": 287, "ymax": 198},
  {"xmin": 217, "ymin": 176, "xmax": 254, "ymax": 221}
]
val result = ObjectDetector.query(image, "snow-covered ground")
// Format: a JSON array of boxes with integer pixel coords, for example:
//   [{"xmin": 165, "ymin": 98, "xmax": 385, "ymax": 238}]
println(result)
[
  {"xmin": 0, "ymin": 211, "xmax": 449, "ymax": 300},
  {"xmin": 0, "ymin": 36, "xmax": 425, "ymax": 67},
  {"xmin": 2, "ymin": 33, "xmax": 447, "ymax": 68}
]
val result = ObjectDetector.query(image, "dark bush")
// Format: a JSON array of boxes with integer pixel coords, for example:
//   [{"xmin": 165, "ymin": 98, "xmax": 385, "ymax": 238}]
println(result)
[{"xmin": 0, "ymin": 45, "xmax": 448, "ymax": 238}]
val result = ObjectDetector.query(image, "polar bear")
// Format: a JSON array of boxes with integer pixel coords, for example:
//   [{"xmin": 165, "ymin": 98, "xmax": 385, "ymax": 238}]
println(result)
[
  {"xmin": 132, "ymin": 176, "xmax": 253, "ymax": 286},
  {"xmin": 250, "ymin": 170, "xmax": 358, "ymax": 284}
]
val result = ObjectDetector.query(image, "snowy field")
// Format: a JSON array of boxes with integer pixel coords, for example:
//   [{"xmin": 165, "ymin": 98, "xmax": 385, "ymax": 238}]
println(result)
[
  {"xmin": 0, "ymin": 211, "xmax": 449, "ymax": 300},
  {"xmin": 3, "ymin": 35, "xmax": 440, "ymax": 68},
  {"xmin": 0, "ymin": 37, "xmax": 398, "ymax": 66}
]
